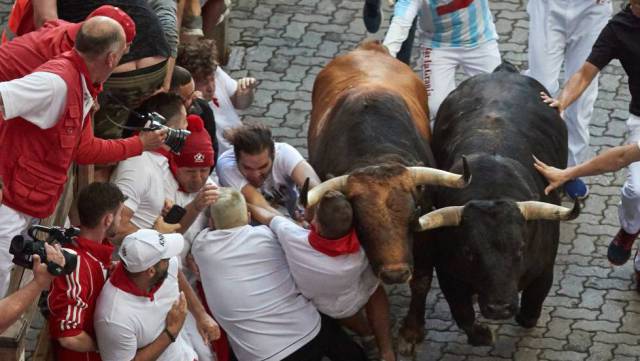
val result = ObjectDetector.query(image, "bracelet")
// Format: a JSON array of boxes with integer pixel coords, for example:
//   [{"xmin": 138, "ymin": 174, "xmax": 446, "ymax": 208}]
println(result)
[{"xmin": 164, "ymin": 327, "xmax": 176, "ymax": 343}]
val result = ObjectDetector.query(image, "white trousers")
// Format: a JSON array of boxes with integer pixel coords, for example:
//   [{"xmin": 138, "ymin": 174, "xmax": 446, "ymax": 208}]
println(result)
[
  {"xmin": 526, "ymin": 0, "xmax": 612, "ymax": 166},
  {"xmin": 421, "ymin": 40, "xmax": 502, "ymax": 121},
  {"xmin": 0, "ymin": 205, "xmax": 35, "ymax": 297},
  {"xmin": 619, "ymin": 115, "xmax": 640, "ymax": 237}
]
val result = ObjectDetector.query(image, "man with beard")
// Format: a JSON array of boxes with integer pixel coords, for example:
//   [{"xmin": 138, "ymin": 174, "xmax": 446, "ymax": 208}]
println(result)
[
  {"xmin": 47, "ymin": 182, "xmax": 126, "ymax": 361},
  {"xmin": 94, "ymin": 229, "xmax": 220, "ymax": 361},
  {"xmin": 217, "ymin": 123, "xmax": 320, "ymax": 219}
]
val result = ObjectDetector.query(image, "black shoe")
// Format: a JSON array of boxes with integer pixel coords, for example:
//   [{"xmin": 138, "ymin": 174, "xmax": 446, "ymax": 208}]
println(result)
[
  {"xmin": 363, "ymin": 0, "xmax": 382, "ymax": 33},
  {"xmin": 607, "ymin": 228, "xmax": 640, "ymax": 266}
]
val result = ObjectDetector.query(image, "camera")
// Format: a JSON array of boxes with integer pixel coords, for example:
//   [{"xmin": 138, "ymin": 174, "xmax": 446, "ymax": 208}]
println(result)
[
  {"xmin": 141, "ymin": 111, "xmax": 191, "ymax": 154},
  {"xmin": 9, "ymin": 225, "xmax": 78, "ymax": 276}
]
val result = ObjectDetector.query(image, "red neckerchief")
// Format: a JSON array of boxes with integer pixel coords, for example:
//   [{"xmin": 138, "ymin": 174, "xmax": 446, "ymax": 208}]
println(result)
[
  {"xmin": 109, "ymin": 262, "xmax": 164, "ymax": 301},
  {"xmin": 153, "ymin": 148, "xmax": 187, "ymax": 192},
  {"xmin": 74, "ymin": 236, "xmax": 114, "ymax": 266},
  {"xmin": 308, "ymin": 225, "xmax": 360, "ymax": 257},
  {"xmin": 65, "ymin": 49, "xmax": 103, "ymax": 98},
  {"xmin": 212, "ymin": 97, "xmax": 220, "ymax": 108}
]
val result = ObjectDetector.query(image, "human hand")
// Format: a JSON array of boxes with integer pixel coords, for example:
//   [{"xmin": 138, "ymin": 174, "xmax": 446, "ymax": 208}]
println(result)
[
  {"xmin": 161, "ymin": 199, "xmax": 175, "ymax": 218},
  {"xmin": 192, "ymin": 184, "xmax": 219, "ymax": 212},
  {"xmin": 154, "ymin": 215, "xmax": 181, "ymax": 233},
  {"xmin": 33, "ymin": 243, "xmax": 65, "ymax": 289},
  {"xmin": 139, "ymin": 129, "xmax": 168, "ymax": 151},
  {"xmin": 196, "ymin": 313, "xmax": 221, "ymax": 344},
  {"xmin": 236, "ymin": 77, "xmax": 257, "ymax": 97},
  {"xmin": 165, "ymin": 292, "xmax": 188, "ymax": 336},
  {"xmin": 533, "ymin": 155, "xmax": 571, "ymax": 195},
  {"xmin": 540, "ymin": 92, "xmax": 564, "ymax": 115}
]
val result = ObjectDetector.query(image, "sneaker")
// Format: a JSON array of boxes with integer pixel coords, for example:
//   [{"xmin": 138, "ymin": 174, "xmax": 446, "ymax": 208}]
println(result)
[
  {"xmin": 563, "ymin": 178, "xmax": 589, "ymax": 200},
  {"xmin": 363, "ymin": 0, "xmax": 382, "ymax": 33},
  {"xmin": 607, "ymin": 228, "xmax": 640, "ymax": 265}
]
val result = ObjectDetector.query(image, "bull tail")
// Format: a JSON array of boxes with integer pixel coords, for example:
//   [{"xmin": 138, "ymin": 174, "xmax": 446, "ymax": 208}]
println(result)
[{"xmin": 493, "ymin": 61, "xmax": 519, "ymax": 74}]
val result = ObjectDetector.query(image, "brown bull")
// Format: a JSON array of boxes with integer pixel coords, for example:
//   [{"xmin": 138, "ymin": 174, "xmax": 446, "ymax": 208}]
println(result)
[{"xmin": 304, "ymin": 40, "xmax": 469, "ymax": 284}]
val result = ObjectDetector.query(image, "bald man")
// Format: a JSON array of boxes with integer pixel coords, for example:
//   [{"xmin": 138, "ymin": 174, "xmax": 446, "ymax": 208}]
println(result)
[{"xmin": 0, "ymin": 16, "xmax": 165, "ymax": 296}]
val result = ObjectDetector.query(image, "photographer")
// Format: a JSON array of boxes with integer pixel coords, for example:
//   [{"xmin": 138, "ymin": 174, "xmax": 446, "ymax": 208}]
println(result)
[
  {"xmin": 47, "ymin": 182, "xmax": 124, "ymax": 360},
  {"xmin": 0, "ymin": 243, "xmax": 65, "ymax": 334}
]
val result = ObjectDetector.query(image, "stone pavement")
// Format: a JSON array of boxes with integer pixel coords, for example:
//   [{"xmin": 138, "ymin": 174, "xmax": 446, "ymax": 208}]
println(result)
[{"xmin": 1, "ymin": 0, "xmax": 638, "ymax": 360}]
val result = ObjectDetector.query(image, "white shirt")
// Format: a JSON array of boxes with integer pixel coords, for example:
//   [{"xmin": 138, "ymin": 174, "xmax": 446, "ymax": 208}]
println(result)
[
  {"xmin": 269, "ymin": 216, "xmax": 379, "ymax": 319},
  {"xmin": 0, "ymin": 72, "xmax": 94, "ymax": 128},
  {"xmin": 217, "ymin": 142, "xmax": 304, "ymax": 214},
  {"xmin": 210, "ymin": 67, "xmax": 241, "ymax": 155},
  {"xmin": 174, "ymin": 177, "xmax": 218, "ymax": 261},
  {"xmin": 193, "ymin": 225, "xmax": 320, "ymax": 361},
  {"xmin": 94, "ymin": 257, "xmax": 199, "ymax": 361},
  {"xmin": 111, "ymin": 151, "xmax": 179, "ymax": 229}
]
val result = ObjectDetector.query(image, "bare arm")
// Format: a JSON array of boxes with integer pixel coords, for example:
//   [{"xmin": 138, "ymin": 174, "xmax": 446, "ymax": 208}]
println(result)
[
  {"xmin": 541, "ymin": 62, "xmax": 600, "ymax": 113},
  {"xmin": 58, "ymin": 331, "xmax": 97, "ymax": 353},
  {"xmin": 32, "ymin": 0, "xmax": 58, "ymax": 28},
  {"xmin": 177, "ymin": 271, "xmax": 220, "ymax": 344},
  {"xmin": 241, "ymin": 184, "xmax": 281, "ymax": 214},
  {"xmin": 247, "ymin": 204, "xmax": 282, "ymax": 225},
  {"xmin": 178, "ymin": 185, "xmax": 219, "ymax": 234},
  {"xmin": 290, "ymin": 160, "xmax": 321, "ymax": 189},
  {"xmin": 534, "ymin": 144, "xmax": 640, "ymax": 194}
]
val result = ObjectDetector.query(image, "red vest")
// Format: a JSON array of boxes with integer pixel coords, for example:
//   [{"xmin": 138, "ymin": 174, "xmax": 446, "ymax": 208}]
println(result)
[
  {"xmin": 0, "ymin": 50, "xmax": 91, "ymax": 219},
  {"xmin": 0, "ymin": 19, "xmax": 78, "ymax": 81}
]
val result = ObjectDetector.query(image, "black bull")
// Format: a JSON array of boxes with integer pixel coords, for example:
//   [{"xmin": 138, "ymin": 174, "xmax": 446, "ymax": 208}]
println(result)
[{"xmin": 397, "ymin": 64, "xmax": 580, "ymax": 352}]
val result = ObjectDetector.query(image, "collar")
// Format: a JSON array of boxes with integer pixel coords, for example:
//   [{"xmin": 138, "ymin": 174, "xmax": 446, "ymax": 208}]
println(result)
[
  {"xmin": 109, "ymin": 262, "xmax": 164, "ymax": 301},
  {"xmin": 211, "ymin": 97, "xmax": 220, "ymax": 108},
  {"xmin": 307, "ymin": 225, "xmax": 360, "ymax": 257},
  {"xmin": 66, "ymin": 49, "xmax": 102, "ymax": 98},
  {"xmin": 74, "ymin": 236, "xmax": 114, "ymax": 266}
]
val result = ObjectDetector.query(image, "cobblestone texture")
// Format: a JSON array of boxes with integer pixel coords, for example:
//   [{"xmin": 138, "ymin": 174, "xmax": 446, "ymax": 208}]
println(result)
[{"xmin": 2, "ymin": 0, "xmax": 638, "ymax": 360}]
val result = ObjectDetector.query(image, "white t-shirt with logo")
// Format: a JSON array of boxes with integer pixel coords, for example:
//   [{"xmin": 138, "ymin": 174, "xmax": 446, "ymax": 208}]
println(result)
[
  {"xmin": 216, "ymin": 142, "xmax": 304, "ymax": 214},
  {"xmin": 111, "ymin": 151, "xmax": 179, "ymax": 229},
  {"xmin": 210, "ymin": 67, "xmax": 241, "ymax": 155},
  {"xmin": 269, "ymin": 216, "xmax": 379, "ymax": 319},
  {"xmin": 192, "ymin": 224, "xmax": 320, "ymax": 361},
  {"xmin": 94, "ymin": 257, "xmax": 199, "ymax": 361}
]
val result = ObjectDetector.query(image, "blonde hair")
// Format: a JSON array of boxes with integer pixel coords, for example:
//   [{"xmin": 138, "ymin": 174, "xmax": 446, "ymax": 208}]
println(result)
[{"xmin": 209, "ymin": 188, "xmax": 248, "ymax": 229}]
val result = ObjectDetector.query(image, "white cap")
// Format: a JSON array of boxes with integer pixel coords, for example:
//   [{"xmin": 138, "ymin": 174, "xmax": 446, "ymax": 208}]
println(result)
[{"xmin": 119, "ymin": 229, "xmax": 184, "ymax": 273}]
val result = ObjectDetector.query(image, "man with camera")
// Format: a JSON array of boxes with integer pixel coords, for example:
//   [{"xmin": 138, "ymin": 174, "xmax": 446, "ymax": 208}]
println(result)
[
  {"xmin": 112, "ymin": 93, "xmax": 218, "ymax": 243},
  {"xmin": 94, "ymin": 229, "xmax": 220, "ymax": 361},
  {"xmin": 45, "ymin": 182, "xmax": 124, "ymax": 361},
  {"xmin": 0, "ymin": 242, "xmax": 65, "ymax": 334},
  {"xmin": 0, "ymin": 15, "xmax": 167, "ymax": 297}
]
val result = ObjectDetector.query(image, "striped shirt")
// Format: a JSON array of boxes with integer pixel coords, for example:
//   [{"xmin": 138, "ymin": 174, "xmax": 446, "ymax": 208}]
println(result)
[{"xmin": 384, "ymin": 0, "xmax": 498, "ymax": 55}]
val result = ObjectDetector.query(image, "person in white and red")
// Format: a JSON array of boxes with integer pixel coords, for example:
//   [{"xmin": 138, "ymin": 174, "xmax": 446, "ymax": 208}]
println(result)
[
  {"xmin": 249, "ymin": 191, "xmax": 395, "ymax": 361},
  {"xmin": 94, "ymin": 229, "xmax": 220, "ymax": 361},
  {"xmin": 47, "ymin": 182, "xmax": 126, "ymax": 361},
  {"xmin": 0, "ymin": 16, "xmax": 166, "ymax": 297}
]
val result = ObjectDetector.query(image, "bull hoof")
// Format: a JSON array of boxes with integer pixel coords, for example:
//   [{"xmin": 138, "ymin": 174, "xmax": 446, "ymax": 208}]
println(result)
[
  {"xmin": 398, "ymin": 324, "xmax": 425, "ymax": 357},
  {"xmin": 466, "ymin": 324, "xmax": 495, "ymax": 346},
  {"xmin": 397, "ymin": 335, "xmax": 418, "ymax": 357},
  {"xmin": 515, "ymin": 313, "xmax": 538, "ymax": 328}
]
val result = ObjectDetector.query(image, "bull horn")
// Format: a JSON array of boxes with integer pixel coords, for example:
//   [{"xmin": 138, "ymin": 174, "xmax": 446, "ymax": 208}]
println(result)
[
  {"xmin": 517, "ymin": 199, "xmax": 580, "ymax": 221},
  {"xmin": 417, "ymin": 206, "xmax": 464, "ymax": 231},
  {"xmin": 410, "ymin": 156, "xmax": 471, "ymax": 189},
  {"xmin": 305, "ymin": 175, "xmax": 349, "ymax": 207}
]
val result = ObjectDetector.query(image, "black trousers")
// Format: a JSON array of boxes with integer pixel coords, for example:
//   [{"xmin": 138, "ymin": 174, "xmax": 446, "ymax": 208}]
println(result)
[{"xmin": 283, "ymin": 314, "xmax": 368, "ymax": 361}]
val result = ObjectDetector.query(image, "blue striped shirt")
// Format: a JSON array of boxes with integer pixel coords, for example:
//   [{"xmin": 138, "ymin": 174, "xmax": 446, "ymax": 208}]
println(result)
[{"xmin": 384, "ymin": 0, "xmax": 498, "ymax": 55}]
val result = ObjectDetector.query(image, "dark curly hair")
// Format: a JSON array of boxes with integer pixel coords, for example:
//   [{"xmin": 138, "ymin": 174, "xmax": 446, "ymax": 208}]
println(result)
[{"xmin": 177, "ymin": 39, "xmax": 218, "ymax": 81}]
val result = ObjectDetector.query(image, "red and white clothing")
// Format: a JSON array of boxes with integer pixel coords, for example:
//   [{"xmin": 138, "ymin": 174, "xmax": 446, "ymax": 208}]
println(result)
[
  {"xmin": 192, "ymin": 225, "xmax": 320, "ymax": 361},
  {"xmin": 0, "ymin": 50, "xmax": 143, "ymax": 296},
  {"xmin": 269, "ymin": 217, "xmax": 379, "ymax": 319},
  {"xmin": 47, "ymin": 236, "xmax": 113, "ymax": 361},
  {"xmin": 94, "ymin": 257, "xmax": 199, "ymax": 361},
  {"xmin": 174, "ymin": 177, "xmax": 217, "ymax": 262}
]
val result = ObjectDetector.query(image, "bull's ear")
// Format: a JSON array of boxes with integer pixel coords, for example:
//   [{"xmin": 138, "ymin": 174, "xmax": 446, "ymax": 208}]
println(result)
[{"xmin": 300, "ymin": 178, "xmax": 310, "ymax": 207}]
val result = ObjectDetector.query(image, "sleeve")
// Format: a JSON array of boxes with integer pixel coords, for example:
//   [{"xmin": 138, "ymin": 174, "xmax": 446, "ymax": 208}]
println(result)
[
  {"xmin": 216, "ymin": 68, "xmax": 238, "ymax": 98},
  {"xmin": 269, "ymin": 216, "xmax": 306, "ymax": 251},
  {"xmin": 0, "ymin": 72, "xmax": 67, "ymax": 128},
  {"xmin": 275, "ymin": 143, "xmax": 305, "ymax": 179},
  {"xmin": 586, "ymin": 24, "xmax": 619, "ymax": 70},
  {"xmin": 111, "ymin": 158, "xmax": 147, "ymax": 213},
  {"xmin": 216, "ymin": 153, "xmax": 249, "ymax": 190},
  {"xmin": 94, "ymin": 320, "xmax": 138, "ymax": 361},
  {"xmin": 147, "ymin": 0, "xmax": 179, "ymax": 58},
  {"xmin": 47, "ymin": 255, "xmax": 89, "ymax": 338},
  {"xmin": 383, "ymin": 0, "xmax": 421, "ymax": 57},
  {"xmin": 75, "ymin": 119, "xmax": 144, "ymax": 165}
]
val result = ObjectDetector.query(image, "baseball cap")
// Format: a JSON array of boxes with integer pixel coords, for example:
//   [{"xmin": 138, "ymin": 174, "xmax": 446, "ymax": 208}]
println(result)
[
  {"xmin": 87, "ymin": 5, "xmax": 136, "ymax": 44},
  {"xmin": 119, "ymin": 229, "xmax": 184, "ymax": 273}
]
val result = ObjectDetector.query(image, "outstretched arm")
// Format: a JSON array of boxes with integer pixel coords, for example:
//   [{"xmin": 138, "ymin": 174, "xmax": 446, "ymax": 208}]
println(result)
[{"xmin": 541, "ymin": 62, "xmax": 600, "ymax": 114}]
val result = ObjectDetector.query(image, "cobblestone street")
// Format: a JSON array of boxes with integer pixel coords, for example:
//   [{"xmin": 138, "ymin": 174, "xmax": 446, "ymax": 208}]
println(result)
[{"xmin": 2, "ymin": 0, "xmax": 639, "ymax": 360}]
